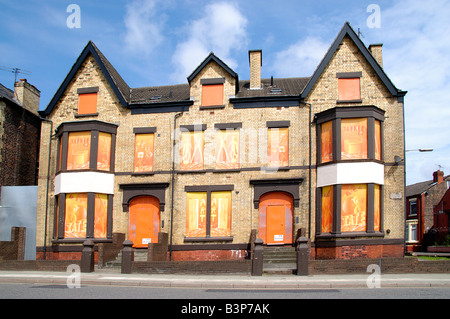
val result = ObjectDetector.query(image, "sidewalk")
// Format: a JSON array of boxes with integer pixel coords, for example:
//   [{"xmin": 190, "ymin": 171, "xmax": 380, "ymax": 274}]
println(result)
[{"xmin": 1, "ymin": 269, "xmax": 450, "ymax": 289}]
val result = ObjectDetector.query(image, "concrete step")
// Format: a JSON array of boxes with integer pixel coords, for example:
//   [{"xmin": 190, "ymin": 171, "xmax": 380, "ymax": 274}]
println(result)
[
  {"xmin": 104, "ymin": 249, "xmax": 148, "ymax": 268},
  {"xmin": 263, "ymin": 246, "xmax": 297, "ymax": 274}
]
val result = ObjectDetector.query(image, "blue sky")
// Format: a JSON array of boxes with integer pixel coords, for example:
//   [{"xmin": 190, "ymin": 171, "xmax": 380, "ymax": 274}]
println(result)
[{"xmin": 1, "ymin": 0, "xmax": 449, "ymax": 185}]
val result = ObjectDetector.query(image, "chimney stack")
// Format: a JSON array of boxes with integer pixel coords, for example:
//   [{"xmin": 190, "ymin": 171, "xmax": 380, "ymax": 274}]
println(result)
[
  {"xmin": 369, "ymin": 44, "xmax": 383, "ymax": 68},
  {"xmin": 249, "ymin": 50, "xmax": 262, "ymax": 90},
  {"xmin": 433, "ymin": 170, "xmax": 444, "ymax": 185},
  {"xmin": 14, "ymin": 79, "xmax": 40, "ymax": 115}
]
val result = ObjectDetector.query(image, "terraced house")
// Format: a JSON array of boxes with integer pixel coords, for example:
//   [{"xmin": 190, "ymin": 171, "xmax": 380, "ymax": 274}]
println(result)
[{"xmin": 36, "ymin": 22, "xmax": 407, "ymax": 262}]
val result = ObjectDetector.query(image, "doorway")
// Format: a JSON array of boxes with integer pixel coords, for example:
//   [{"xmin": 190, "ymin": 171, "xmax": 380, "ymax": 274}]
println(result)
[
  {"xmin": 259, "ymin": 192, "xmax": 293, "ymax": 245},
  {"xmin": 129, "ymin": 196, "xmax": 160, "ymax": 248}
]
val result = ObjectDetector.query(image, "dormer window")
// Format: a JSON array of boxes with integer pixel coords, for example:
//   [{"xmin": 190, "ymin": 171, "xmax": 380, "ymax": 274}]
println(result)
[
  {"xmin": 77, "ymin": 87, "xmax": 99, "ymax": 116},
  {"xmin": 201, "ymin": 78, "xmax": 224, "ymax": 108}
]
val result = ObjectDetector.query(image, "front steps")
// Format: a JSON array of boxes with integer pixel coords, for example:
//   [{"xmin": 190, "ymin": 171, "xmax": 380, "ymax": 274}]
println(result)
[
  {"xmin": 263, "ymin": 245, "xmax": 297, "ymax": 275},
  {"xmin": 103, "ymin": 248, "xmax": 148, "ymax": 269}
]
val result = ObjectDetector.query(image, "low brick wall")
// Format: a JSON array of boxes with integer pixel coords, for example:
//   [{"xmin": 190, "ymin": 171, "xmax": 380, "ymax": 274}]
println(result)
[
  {"xmin": 310, "ymin": 257, "xmax": 450, "ymax": 274},
  {"xmin": 132, "ymin": 260, "xmax": 252, "ymax": 275},
  {"xmin": 0, "ymin": 260, "xmax": 80, "ymax": 271}
]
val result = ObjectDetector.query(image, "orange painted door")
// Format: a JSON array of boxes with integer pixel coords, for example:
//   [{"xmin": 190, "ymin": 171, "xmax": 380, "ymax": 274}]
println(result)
[
  {"xmin": 266, "ymin": 205, "xmax": 286, "ymax": 245},
  {"xmin": 259, "ymin": 192, "xmax": 293, "ymax": 245},
  {"xmin": 129, "ymin": 196, "xmax": 160, "ymax": 248}
]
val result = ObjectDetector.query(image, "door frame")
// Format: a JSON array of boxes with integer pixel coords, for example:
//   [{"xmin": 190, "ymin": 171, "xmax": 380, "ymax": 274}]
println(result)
[{"xmin": 128, "ymin": 195, "xmax": 160, "ymax": 248}]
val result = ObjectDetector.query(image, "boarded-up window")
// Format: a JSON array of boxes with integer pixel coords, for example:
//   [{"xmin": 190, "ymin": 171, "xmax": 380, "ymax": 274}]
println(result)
[
  {"xmin": 65, "ymin": 193, "xmax": 88, "ymax": 238},
  {"xmin": 341, "ymin": 118, "xmax": 368, "ymax": 160},
  {"xmin": 186, "ymin": 192, "xmax": 208, "ymax": 237},
  {"xmin": 134, "ymin": 133, "xmax": 154, "ymax": 172},
  {"xmin": 202, "ymin": 84, "xmax": 223, "ymax": 107},
  {"xmin": 94, "ymin": 194, "xmax": 108, "ymax": 238},
  {"xmin": 215, "ymin": 129, "xmax": 239, "ymax": 169},
  {"xmin": 338, "ymin": 78, "xmax": 361, "ymax": 101},
  {"xmin": 374, "ymin": 185, "xmax": 381, "ymax": 232},
  {"xmin": 321, "ymin": 186, "xmax": 333, "ymax": 233},
  {"xmin": 67, "ymin": 132, "xmax": 91, "ymax": 170},
  {"xmin": 375, "ymin": 120, "xmax": 382, "ymax": 161},
  {"xmin": 98, "ymin": 132, "xmax": 112, "ymax": 171},
  {"xmin": 78, "ymin": 93, "xmax": 97, "ymax": 115},
  {"xmin": 321, "ymin": 121, "xmax": 333, "ymax": 163},
  {"xmin": 268, "ymin": 128, "xmax": 289, "ymax": 167},
  {"xmin": 180, "ymin": 131, "xmax": 204, "ymax": 170},
  {"xmin": 210, "ymin": 191, "xmax": 232, "ymax": 237},
  {"xmin": 341, "ymin": 184, "xmax": 367, "ymax": 232}
]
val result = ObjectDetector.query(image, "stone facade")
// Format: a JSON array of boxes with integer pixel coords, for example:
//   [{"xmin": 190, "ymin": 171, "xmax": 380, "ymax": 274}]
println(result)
[{"xmin": 36, "ymin": 23, "xmax": 406, "ymax": 261}]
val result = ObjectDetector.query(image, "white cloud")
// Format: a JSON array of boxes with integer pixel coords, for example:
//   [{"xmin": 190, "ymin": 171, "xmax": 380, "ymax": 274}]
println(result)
[
  {"xmin": 170, "ymin": 1, "xmax": 248, "ymax": 82},
  {"xmin": 271, "ymin": 36, "xmax": 329, "ymax": 78},
  {"xmin": 123, "ymin": 0, "xmax": 166, "ymax": 55}
]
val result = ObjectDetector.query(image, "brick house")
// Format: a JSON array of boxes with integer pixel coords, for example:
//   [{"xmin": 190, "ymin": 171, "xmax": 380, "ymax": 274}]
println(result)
[
  {"xmin": 406, "ymin": 170, "xmax": 450, "ymax": 252},
  {"xmin": 36, "ymin": 22, "xmax": 407, "ymax": 261},
  {"xmin": 0, "ymin": 79, "xmax": 41, "ymax": 192}
]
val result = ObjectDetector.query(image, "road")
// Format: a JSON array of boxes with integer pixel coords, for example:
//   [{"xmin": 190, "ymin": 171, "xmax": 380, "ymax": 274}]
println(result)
[{"xmin": 1, "ymin": 283, "xmax": 449, "ymax": 299}]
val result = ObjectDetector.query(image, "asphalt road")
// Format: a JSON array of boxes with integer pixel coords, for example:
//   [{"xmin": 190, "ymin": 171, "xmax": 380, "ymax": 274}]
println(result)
[{"xmin": 1, "ymin": 283, "xmax": 449, "ymax": 299}]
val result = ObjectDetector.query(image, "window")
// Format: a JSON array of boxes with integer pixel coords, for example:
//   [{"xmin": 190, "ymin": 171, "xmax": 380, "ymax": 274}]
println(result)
[
  {"xmin": 201, "ymin": 78, "xmax": 225, "ymax": 108},
  {"xmin": 202, "ymin": 84, "xmax": 224, "ymax": 107},
  {"xmin": 341, "ymin": 118, "xmax": 368, "ymax": 160},
  {"xmin": 60, "ymin": 193, "xmax": 110, "ymax": 239},
  {"xmin": 179, "ymin": 125, "xmax": 206, "ymax": 171},
  {"xmin": 77, "ymin": 87, "xmax": 99, "ymax": 115},
  {"xmin": 267, "ymin": 126, "xmax": 289, "ymax": 167},
  {"xmin": 215, "ymin": 124, "xmax": 241, "ymax": 170},
  {"xmin": 134, "ymin": 133, "xmax": 155, "ymax": 173},
  {"xmin": 317, "ymin": 106, "xmax": 384, "ymax": 163},
  {"xmin": 56, "ymin": 121, "xmax": 117, "ymax": 172},
  {"xmin": 409, "ymin": 199, "xmax": 417, "ymax": 217},
  {"xmin": 185, "ymin": 186, "xmax": 233, "ymax": 240},
  {"xmin": 338, "ymin": 78, "xmax": 361, "ymax": 101},
  {"xmin": 406, "ymin": 221, "xmax": 418, "ymax": 242},
  {"xmin": 318, "ymin": 183, "xmax": 382, "ymax": 235}
]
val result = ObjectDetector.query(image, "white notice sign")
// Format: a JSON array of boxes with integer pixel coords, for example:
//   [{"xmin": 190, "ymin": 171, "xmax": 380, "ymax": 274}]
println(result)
[
  {"xmin": 142, "ymin": 238, "xmax": 152, "ymax": 244},
  {"xmin": 274, "ymin": 235, "xmax": 284, "ymax": 242}
]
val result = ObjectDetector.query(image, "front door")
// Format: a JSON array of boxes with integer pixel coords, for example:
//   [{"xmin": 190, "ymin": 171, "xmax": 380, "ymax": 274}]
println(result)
[
  {"xmin": 259, "ymin": 192, "xmax": 293, "ymax": 245},
  {"xmin": 129, "ymin": 196, "xmax": 160, "ymax": 248}
]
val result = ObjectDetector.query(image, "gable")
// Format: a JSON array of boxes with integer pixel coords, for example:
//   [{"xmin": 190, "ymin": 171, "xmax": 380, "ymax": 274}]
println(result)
[
  {"xmin": 301, "ymin": 22, "xmax": 406, "ymax": 102},
  {"xmin": 40, "ymin": 41, "xmax": 130, "ymax": 117}
]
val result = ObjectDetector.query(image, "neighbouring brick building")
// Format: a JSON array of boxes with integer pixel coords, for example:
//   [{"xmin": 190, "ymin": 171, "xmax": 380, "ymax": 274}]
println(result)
[
  {"xmin": 36, "ymin": 22, "xmax": 407, "ymax": 262},
  {"xmin": 406, "ymin": 170, "xmax": 450, "ymax": 252},
  {"xmin": 0, "ymin": 79, "xmax": 41, "ymax": 193}
]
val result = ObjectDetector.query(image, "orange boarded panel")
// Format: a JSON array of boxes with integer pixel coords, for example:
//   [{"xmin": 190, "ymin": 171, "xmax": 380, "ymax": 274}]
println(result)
[
  {"xmin": 321, "ymin": 186, "xmax": 333, "ymax": 233},
  {"xmin": 321, "ymin": 121, "xmax": 333, "ymax": 163},
  {"xmin": 67, "ymin": 132, "xmax": 91, "ymax": 170},
  {"xmin": 186, "ymin": 192, "xmax": 207, "ymax": 237},
  {"xmin": 341, "ymin": 118, "xmax": 368, "ymax": 160},
  {"xmin": 78, "ymin": 93, "xmax": 97, "ymax": 115},
  {"xmin": 65, "ymin": 193, "xmax": 87, "ymax": 238},
  {"xmin": 215, "ymin": 130, "xmax": 239, "ymax": 169},
  {"xmin": 267, "ymin": 205, "xmax": 286, "ymax": 244},
  {"xmin": 374, "ymin": 185, "xmax": 381, "ymax": 232},
  {"xmin": 375, "ymin": 120, "xmax": 382, "ymax": 160},
  {"xmin": 202, "ymin": 84, "xmax": 223, "ymax": 107},
  {"xmin": 210, "ymin": 191, "xmax": 232, "ymax": 237},
  {"xmin": 180, "ymin": 131, "xmax": 203, "ymax": 170},
  {"xmin": 268, "ymin": 128, "xmax": 289, "ymax": 167},
  {"xmin": 129, "ymin": 196, "xmax": 160, "ymax": 248},
  {"xmin": 259, "ymin": 192, "xmax": 293, "ymax": 245},
  {"xmin": 134, "ymin": 133, "xmax": 154, "ymax": 172},
  {"xmin": 94, "ymin": 194, "xmax": 108, "ymax": 238},
  {"xmin": 338, "ymin": 78, "xmax": 360, "ymax": 101},
  {"xmin": 341, "ymin": 185, "xmax": 367, "ymax": 232},
  {"xmin": 98, "ymin": 132, "xmax": 111, "ymax": 171}
]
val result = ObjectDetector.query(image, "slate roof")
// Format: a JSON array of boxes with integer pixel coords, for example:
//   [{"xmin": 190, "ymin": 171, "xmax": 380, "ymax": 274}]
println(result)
[
  {"xmin": 406, "ymin": 175, "xmax": 450, "ymax": 197},
  {"xmin": 0, "ymin": 83, "xmax": 17, "ymax": 104}
]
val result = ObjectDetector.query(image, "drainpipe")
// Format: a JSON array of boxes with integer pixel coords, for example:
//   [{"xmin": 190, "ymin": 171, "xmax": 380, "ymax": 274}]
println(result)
[
  {"xmin": 169, "ymin": 112, "xmax": 183, "ymax": 261},
  {"xmin": 299, "ymin": 101, "xmax": 312, "ymax": 239},
  {"xmin": 39, "ymin": 117, "xmax": 53, "ymax": 260}
]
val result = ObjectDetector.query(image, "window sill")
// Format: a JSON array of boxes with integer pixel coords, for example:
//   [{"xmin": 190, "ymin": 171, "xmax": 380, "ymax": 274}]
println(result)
[
  {"xmin": 131, "ymin": 172, "xmax": 155, "ymax": 176},
  {"xmin": 184, "ymin": 236, "xmax": 233, "ymax": 243},
  {"xmin": 316, "ymin": 232, "xmax": 385, "ymax": 239},
  {"xmin": 336, "ymin": 99, "xmax": 362, "ymax": 104},
  {"xmin": 200, "ymin": 105, "xmax": 225, "ymax": 110},
  {"xmin": 52, "ymin": 238, "xmax": 112, "ymax": 244},
  {"xmin": 75, "ymin": 112, "xmax": 99, "ymax": 118}
]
